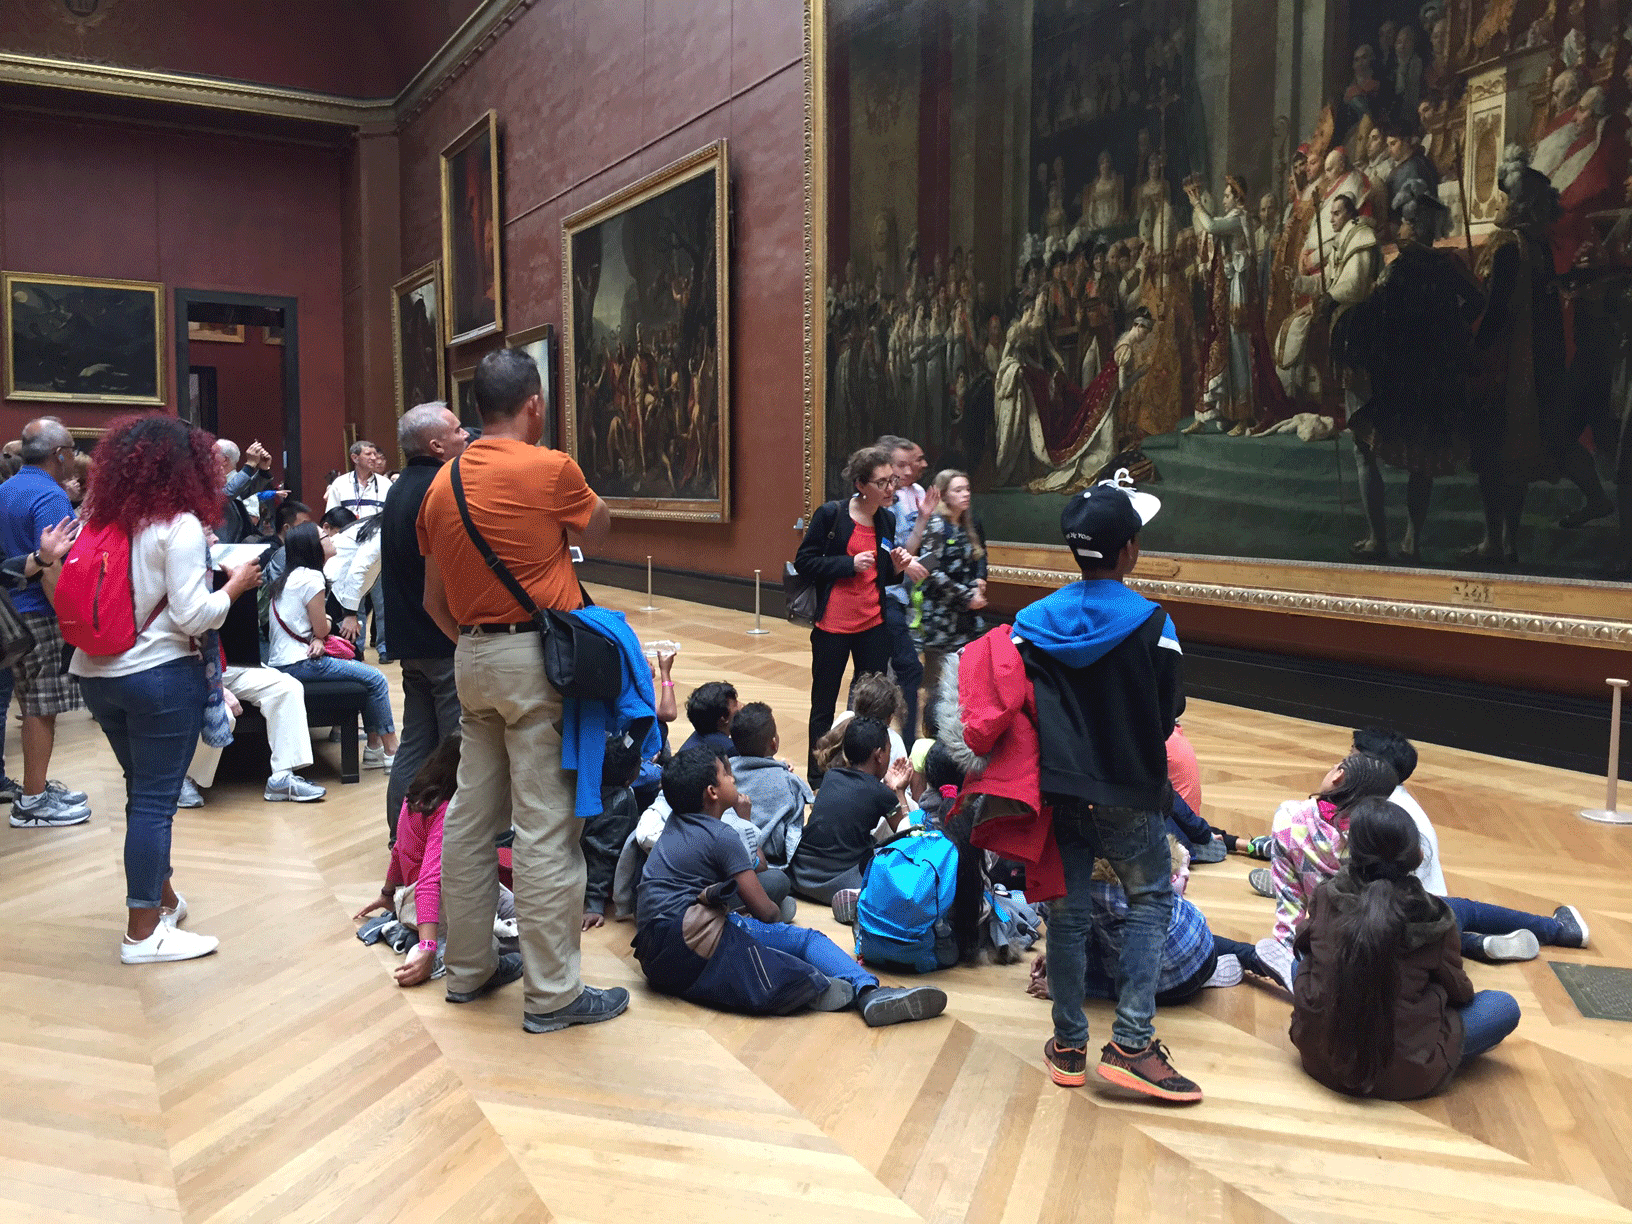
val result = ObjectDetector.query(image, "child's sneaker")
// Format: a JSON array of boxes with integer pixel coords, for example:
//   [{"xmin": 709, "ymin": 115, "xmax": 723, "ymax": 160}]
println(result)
[
  {"xmin": 1248, "ymin": 867, "xmax": 1274, "ymax": 897},
  {"xmin": 177, "ymin": 778, "xmax": 204, "ymax": 808},
  {"xmin": 1202, "ymin": 953, "xmax": 1242, "ymax": 989},
  {"xmin": 831, "ymin": 888, "xmax": 861, "ymax": 926},
  {"xmin": 1481, "ymin": 930, "xmax": 1540, "ymax": 961},
  {"xmin": 1552, "ymin": 905, "xmax": 1589, "ymax": 948},
  {"xmin": 1252, "ymin": 936, "xmax": 1295, "ymax": 993},
  {"xmin": 1043, "ymin": 1037, "xmax": 1088, "ymax": 1087},
  {"xmin": 1096, "ymin": 1039, "xmax": 1203, "ymax": 1103},
  {"xmin": 1242, "ymin": 835, "xmax": 1273, "ymax": 860}
]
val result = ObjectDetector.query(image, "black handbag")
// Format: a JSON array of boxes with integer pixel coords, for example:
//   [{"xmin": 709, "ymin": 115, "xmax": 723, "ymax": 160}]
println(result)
[
  {"xmin": 0, "ymin": 584, "xmax": 35, "ymax": 671},
  {"xmin": 785, "ymin": 508, "xmax": 838, "ymax": 628},
  {"xmin": 449, "ymin": 457, "xmax": 621, "ymax": 703}
]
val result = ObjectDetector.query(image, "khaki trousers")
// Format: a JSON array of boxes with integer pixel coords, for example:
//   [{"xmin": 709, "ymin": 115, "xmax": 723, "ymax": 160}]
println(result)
[{"xmin": 443, "ymin": 632, "xmax": 583, "ymax": 1015}]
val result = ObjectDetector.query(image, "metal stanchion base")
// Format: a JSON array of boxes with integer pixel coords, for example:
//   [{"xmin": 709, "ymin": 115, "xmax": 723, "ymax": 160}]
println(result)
[
  {"xmin": 639, "ymin": 606, "xmax": 661, "ymax": 613},
  {"xmin": 746, "ymin": 627, "xmax": 771, "ymax": 636},
  {"xmin": 1580, "ymin": 808, "xmax": 1632, "ymax": 825}
]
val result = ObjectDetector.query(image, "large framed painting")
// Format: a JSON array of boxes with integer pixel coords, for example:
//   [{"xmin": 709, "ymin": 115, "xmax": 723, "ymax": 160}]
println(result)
[
  {"xmin": 3, "ymin": 272, "xmax": 165, "ymax": 405},
  {"xmin": 440, "ymin": 110, "xmax": 503, "ymax": 348},
  {"xmin": 507, "ymin": 322, "xmax": 557, "ymax": 450},
  {"xmin": 392, "ymin": 261, "xmax": 445, "ymax": 417},
  {"xmin": 563, "ymin": 141, "xmax": 731, "ymax": 522},
  {"xmin": 806, "ymin": 0, "xmax": 1632, "ymax": 646}
]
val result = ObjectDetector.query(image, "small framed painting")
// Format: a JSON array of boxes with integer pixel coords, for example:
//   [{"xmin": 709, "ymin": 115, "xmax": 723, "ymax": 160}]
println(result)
[
  {"xmin": 451, "ymin": 362, "xmax": 479, "ymax": 429},
  {"xmin": 440, "ymin": 110, "xmax": 503, "ymax": 348},
  {"xmin": 392, "ymin": 261, "xmax": 445, "ymax": 417}
]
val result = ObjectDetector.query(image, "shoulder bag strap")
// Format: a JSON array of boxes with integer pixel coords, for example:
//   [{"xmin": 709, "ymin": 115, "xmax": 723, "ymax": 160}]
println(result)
[
  {"xmin": 270, "ymin": 593, "xmax": 312, "ymax": 645},
  {"xmin": 450, "ymin": 456, "xmax": 547, "ymax": 627}
]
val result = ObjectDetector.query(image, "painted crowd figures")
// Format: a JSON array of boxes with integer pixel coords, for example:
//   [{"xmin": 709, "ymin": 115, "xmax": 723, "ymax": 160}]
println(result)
[
  {"xmin": 563, "ymin": 141, "xmax": 731, "ymax": 523},
  {"xmin": 820, "ymin": 0, "xmax": 1632, "ymax": 605}
]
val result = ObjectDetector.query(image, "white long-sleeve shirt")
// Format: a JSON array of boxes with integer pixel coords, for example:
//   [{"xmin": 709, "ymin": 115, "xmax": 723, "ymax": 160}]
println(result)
[
  {"xmin": 70, "ymin": 514, "xmax": 232, "ymax": 680},
  {"xmin": 326, "ymin": 524, "xmax": 381, "ymax": 615}
]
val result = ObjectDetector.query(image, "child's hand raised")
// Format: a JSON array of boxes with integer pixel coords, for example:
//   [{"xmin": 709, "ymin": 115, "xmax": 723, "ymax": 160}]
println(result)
[{"xmin": 884, "ymin": 757, "xmax": 912, "ymax": 792}]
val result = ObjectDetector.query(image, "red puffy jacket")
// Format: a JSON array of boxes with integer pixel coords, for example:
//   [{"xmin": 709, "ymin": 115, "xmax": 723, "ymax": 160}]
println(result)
[{"xmin": 956, "ymin": 626, "xmax": 1065, "ymax": 901}]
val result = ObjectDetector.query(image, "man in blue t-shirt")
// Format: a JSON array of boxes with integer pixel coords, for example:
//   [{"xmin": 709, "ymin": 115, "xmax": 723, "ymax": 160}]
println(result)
[{"xmin": 0, "ymin": 418, "xmax": 92, "ymax": 828}]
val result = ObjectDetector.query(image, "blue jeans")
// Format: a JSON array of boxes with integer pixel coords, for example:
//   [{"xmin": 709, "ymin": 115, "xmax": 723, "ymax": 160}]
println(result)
[
  {"xmin": 79, "ymin": 657, "xmax": 206, "ymax": 909},
  {"xmin": 277, "ymin": 656, "xmax": 395, "ymax": 735},
  {"xmin": 1048, "ymin": 802, "xmax": 1173, "ymax": 1050},
  {"xmin": 729, "ymin": 913, "xmax": 878, "ymax": 995},
  {"xmin": 1446, "ymin": 896, "xmax": 1562, "ymax": 960},
  {"xmin": 1458, "ymin": 989, "xmax": 1521, "ymax": 1060},
  {"xmin": 365, "ymin": 573, "xmax": 388, "ymax": 658}
]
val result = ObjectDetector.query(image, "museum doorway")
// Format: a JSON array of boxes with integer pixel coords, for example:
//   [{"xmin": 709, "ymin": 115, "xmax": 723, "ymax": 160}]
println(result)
[{"xmin": 174, "ymin": 290, "xmax": 302, "ymax": 500}]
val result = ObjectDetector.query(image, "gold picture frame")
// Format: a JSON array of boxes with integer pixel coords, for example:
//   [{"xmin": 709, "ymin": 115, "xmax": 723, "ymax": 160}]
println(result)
[
  {"xmin": 799, "ymin": 0, "xmax": 1632, "ymax": 647},
  {"xmin": 3, "ymin": 272, "xmax": 165, "ymax": 406},
  {"xmin": 187, "ymin": 321, "xmax": 244, "ymax": 343},
  {"xmin": 439, "ymin": 109, "xmax": 504, "ymax": 348},
  {"xmin": 506, "ymin": 322, "xmax": 557, "ymax": 450},
  {"xmin": 451, "ymin": 361, "xmax": 478, "ymax": 431},
  {"xmin": 562, "ymin": 140, "xmax": 731, "ymax": 523},
  {"xmin": 392, "ymin": 260, "xmax": 445, "ymax": 418}
]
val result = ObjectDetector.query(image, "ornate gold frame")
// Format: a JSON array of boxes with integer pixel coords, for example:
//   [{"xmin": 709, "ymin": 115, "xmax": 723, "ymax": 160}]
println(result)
[
  {"xmin": 800, "ymin": 0, "xmax": 1629, "ymax": 645},
  {"xmin": 2, "ymin": 271, "xmax": 165, "ymax": 406},
  {"xmin": 561, "ymin": 140, "xmax": 732, "ymax": 523},
  {"xmin": 439, "ymin": 109, "xmax": 504, "ymax": 348},
  {"xmin": 391, "ymin": 260, "xmax": 444, "ymax": 419}
]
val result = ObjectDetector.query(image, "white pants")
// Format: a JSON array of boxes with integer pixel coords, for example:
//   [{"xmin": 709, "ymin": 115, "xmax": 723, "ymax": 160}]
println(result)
[{"xmin": 189, "ymin": 665, "xmax": 313, "ymax": 786}]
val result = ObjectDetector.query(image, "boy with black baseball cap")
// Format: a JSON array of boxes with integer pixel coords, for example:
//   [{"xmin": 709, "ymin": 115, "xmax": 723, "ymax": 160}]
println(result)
[{"xmin": 1012, "ymin": 470, "xmax": 1198, "ymax": 1103}]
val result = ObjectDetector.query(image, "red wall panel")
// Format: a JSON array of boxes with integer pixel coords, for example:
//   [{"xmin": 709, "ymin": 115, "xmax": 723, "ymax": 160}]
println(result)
[
  {"xmin": 0, "ymin": 112, "xmax": 347, "ymax": 501},
  {"xmin": 189, "ymin": 328, "xmax": 285, "ymax": 475}
]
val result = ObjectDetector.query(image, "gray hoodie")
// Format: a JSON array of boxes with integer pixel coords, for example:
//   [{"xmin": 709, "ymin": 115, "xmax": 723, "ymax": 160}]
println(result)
[{"xmin": 728, "ymin": 755, "xmax": 814, "ymax": 867}]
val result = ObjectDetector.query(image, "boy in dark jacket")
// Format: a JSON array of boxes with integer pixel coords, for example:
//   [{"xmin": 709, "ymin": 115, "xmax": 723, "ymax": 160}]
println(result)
[{"xmin": 1013, "ymin": 471, "xmax": 1200, "ymax": 1104}]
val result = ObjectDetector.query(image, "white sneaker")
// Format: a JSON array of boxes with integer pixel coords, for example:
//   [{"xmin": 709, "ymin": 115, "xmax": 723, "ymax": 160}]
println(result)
[
  {"xmin": 264, "ymin": 772, "xmax": 327, "ymax": 802},
  {"xmin": 362, "ymin": 747, "xmax": 394, "ymax": 771},
  {"xmin": 162, "ymin": 894, "xmax": 188, "ymax": 926},
  {"xmin": 177, "ymin": 778, "xmax": 204, "ymax": 809},
  {"xmin": 10, "ymin": 789, "xmax": 91, "ymax": 827},
  {"xmin": 121, "ymin": 924, "xmax": 218, "ymax": 964}
]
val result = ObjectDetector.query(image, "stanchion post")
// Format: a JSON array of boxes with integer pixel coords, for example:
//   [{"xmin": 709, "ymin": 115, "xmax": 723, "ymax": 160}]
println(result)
[
  {"xmin": 1580, "ymin": 678, "xmax": 1632, "ymax": 824},
  {"xmin": 639, "ymin": 555, "xmax": 659, "ymax": 613},
  {"xmin": 747, "ymin": 568, "xmax": 770, "ymax": 635}
]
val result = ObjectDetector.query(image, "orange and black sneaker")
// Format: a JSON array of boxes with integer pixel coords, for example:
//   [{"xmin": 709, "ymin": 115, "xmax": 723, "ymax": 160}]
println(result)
[
  {"xmin": 1043, "ymin": 1037, "xmax": 1088, "ymax": 1087},
  {"xmin": 1096, "ymin": 1040, "xmax": 1203, "ymax": 1103}
]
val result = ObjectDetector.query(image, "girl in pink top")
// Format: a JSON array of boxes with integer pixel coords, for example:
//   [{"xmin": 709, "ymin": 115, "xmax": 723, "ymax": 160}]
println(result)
[{"xmin": 355, "ymin": 735, "xmax": 461, "ymax": 986}]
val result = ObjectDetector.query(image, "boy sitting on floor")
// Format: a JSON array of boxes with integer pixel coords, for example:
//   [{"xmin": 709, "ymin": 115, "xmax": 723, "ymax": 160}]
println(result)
[
  {"xmin": 633, "ymin": 745, "xmax": 946, "ymax": 1026},
  {"xmin": 727, "ymin": 702, "xmax": 813, "ymax": 868},
  {"xmin": 677, "ymin": 681, "xmax": 739, "ymax": 755},
  {"xmin": 789, "ymin": 718, "xmax": 914, "ymax": 903}
]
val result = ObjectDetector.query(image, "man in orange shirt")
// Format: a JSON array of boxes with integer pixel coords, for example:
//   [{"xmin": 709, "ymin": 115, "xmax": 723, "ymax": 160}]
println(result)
[{"xmin": 418, "ymin": 347, "xmax": 624, "ymax": 1033}]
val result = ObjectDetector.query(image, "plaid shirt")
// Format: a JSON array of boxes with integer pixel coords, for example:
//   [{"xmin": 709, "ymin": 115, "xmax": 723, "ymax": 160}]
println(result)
[
  {"xmin": 1269, "ymin": 798, "xmax": 1347, "ymax": 947},
  {"xmin": 1088, "ymin": 879, "xmax": 1213, "ymax": 993}
]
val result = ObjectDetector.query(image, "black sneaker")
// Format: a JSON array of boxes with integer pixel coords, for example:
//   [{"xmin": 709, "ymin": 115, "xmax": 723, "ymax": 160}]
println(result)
[
  {"xmin": 858, "ymin": 984, "xmax": 947, "ymax": 1027},
  {"xmin": 1096, "ymin": 1039, "xmax": 1203, "ymax": 1104},
  {"xmin": 444, "ymin": 952, "xmax": 523, "ymax": 1003},
  {"xmin": 522, "ymin": 984, "xmax": 630, "ymax": 1033},
  {"xmin": 1552, "ymin": 905, "xmax": 1590, "ymax": 948}
]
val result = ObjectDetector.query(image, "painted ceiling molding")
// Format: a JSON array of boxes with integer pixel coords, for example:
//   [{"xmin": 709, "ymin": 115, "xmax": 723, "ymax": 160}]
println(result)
[{"xmin": 0, "ymin": 0, "xmax": 536, "ymax": 130}]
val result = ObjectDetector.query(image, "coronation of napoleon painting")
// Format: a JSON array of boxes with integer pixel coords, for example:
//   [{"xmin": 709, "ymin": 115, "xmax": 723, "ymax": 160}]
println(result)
[{"xmin": 824, "ymin": 0, "xmax": 1632, "ymax": 582}]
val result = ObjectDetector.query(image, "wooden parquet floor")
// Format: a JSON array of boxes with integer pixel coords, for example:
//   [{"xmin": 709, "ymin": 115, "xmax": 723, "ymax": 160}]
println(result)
[{"xmin": 5, "ymin": 582, "xmax": 1631, "ymax": 1223}]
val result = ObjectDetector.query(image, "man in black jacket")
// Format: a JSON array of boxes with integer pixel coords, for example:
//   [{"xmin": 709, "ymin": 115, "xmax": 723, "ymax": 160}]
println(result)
[
  {"xmin": 1012, "ymin": 471, "xmax": 1200, "ymax": 1104},
  {"xmin": 380, "ymin": 403, "xmax": 469, "ymax": 837}
]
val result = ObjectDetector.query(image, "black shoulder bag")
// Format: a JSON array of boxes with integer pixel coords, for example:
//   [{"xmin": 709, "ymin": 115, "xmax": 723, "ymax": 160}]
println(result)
[
  {"xmin": 784, "ymin": 502, "xmax": 838, "ymax": 628},
  {"xmin": 449, "ymin": 456, "xmax": 621, "ymax": 703}
]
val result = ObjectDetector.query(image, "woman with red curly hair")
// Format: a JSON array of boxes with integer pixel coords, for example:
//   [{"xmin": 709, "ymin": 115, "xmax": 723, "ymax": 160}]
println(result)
[{"xmin": 69, "ymin": 414, "xmax": 262, "ymax": 964}]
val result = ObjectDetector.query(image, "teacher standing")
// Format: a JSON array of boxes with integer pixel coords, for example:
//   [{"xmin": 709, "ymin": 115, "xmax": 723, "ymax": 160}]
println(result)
[{"xmin": 794, "ymin": 445, "xmax": 908, "ymax": 782}]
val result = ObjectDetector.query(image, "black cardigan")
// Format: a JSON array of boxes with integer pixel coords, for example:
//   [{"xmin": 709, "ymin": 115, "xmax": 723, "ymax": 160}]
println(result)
[{"xmin": 793, "ymin": 498, "xmax": 902, "ymax": 625}]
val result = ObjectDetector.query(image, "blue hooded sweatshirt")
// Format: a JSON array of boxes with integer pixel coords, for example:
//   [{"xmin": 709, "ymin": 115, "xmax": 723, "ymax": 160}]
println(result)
[
  {"xmin": 562, "ymin": 606, "xmax": 662, "ymax": 818},
  {"xmin": 1012, "ymin": 579, "xmax": 1176, "ymax": 668}
]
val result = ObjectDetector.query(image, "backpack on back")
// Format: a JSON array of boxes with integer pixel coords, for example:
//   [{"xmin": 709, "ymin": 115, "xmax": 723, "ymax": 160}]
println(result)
[
  {"xmin": 854, "ymin": 828, "xmax": 959, "ymax": 974},
  {"xmin": 55, "ymin": 523, "xmax": 164, "ymax": 656}
]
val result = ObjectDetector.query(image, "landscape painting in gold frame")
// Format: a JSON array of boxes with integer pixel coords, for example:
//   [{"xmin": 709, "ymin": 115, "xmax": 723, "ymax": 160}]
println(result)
[
  {"xmin": 439, "ymin": 109, "xmax": 503, "ymax": 348},
  {"xmin": 562, "ymin": 140, "xmax": 730, "ymax": 523},
  {"xmin": 801, "ymin": 0, "xmax": 1632, "ymax": 647},
  {"xmin": 3, "ymin": 272, "xmax": 165, "ymax": 406}
]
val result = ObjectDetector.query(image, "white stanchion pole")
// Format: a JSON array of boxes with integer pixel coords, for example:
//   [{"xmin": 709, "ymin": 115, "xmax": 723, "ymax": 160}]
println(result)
[
  {"xmin": 1581, "ymin": 678, "xmax": 1632, "ymax": 825},
  {"xmin": 747, "ymin": 568, "xmax": 770, "ymax": 635},
  {"xmin": 639, "ymin": 555, "xmax": 659, "ymax": 613}
]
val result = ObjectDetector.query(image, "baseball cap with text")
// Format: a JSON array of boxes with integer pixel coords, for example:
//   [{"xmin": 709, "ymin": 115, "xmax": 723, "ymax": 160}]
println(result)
[{"xmin": 1060, "ymin": 468, "xmax": 1161, "ymax": 566}]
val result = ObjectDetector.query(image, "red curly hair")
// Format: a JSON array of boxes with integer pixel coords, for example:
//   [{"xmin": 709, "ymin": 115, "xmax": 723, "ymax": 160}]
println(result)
[{"xmin": 84, "ymin": 413, "xmax": 224, "ymax": 535}]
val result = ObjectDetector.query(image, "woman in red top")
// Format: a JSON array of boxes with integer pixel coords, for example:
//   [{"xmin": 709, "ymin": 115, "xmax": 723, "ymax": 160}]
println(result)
[{"xmin": 794, "ymin": 446, "xmax": 909, "ymax": 781}]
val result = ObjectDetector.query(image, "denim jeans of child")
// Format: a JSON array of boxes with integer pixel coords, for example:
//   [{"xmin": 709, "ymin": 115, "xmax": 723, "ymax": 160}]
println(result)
[
  {"xmin": 730, "ymin": 912, "xmax": 878, "ymax": 995},
  {"xmin": 1446, "ymin": 896, "xmax": 1563, "ymax": 959},
  {"xmin": 1047, "ymin": 801, "xmax": 1173, "ymax": 1051}
]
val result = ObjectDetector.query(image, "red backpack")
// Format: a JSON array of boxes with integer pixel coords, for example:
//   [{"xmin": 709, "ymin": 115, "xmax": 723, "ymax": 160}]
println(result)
[{"xmin": 55, "ymin": 522, "xmax": 166, "ymax": 656}]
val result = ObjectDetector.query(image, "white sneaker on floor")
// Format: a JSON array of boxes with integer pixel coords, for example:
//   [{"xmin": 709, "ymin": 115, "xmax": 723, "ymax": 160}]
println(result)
[
  {"xmin": 1481, "ymin": 930, "xmax": 1540, "ymax": 962},
  {"xmin": 162, "ymin": 894, "xmax": 188, "ymax": 926},
  {"xmin": 361, "ymin": 747, "xmax": 395, "ymax": 772},
  {"xmin": 1203, "ymin": 953, "xmax": 1243, "ymax": 989},
  {"xmin": 264, "ymin": 772, "xmax": 327, "ymax": 802},
  {"xmin": 121, "ymin": 925, "xmax": 218, "ymax": 964},
  {"xmin": 1253, "ymin": 936, "xmax": 1295, "ymax": 993},
  {"xmin": 177, "ymin": 778, "xmax": 204, "ymax": 809},
  {"xmin": 10, "ymin": 789, "xmax": 91, "ymax": 827}
]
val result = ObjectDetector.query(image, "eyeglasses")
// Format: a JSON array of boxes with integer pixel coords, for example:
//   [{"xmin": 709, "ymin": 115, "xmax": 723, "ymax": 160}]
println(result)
[{"xmin": 864, "ymin": 476, "xmax": 896, "ymax": 490}]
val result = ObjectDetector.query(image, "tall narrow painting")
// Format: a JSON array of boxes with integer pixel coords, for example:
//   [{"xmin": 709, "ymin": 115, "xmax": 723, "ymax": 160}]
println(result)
[
  {"xmin": 440, "ymin": 110, "xmax": 504, "ymax": 348},
  {"xmin": 507, "ymin": 322, "xmax": 557, "ymax": 450},
  {"xmin": 392, "ymin": 261, "xmax": 444, "ymax": 417},
  {"xmin": 563, "ymin": 141, "xmax": 731, "ymax": 522}
]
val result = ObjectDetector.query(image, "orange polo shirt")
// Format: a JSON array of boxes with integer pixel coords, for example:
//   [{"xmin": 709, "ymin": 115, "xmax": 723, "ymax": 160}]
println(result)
[{"xmin": 417, "ymin": 438, "xmax": 597, "ymax": 624}]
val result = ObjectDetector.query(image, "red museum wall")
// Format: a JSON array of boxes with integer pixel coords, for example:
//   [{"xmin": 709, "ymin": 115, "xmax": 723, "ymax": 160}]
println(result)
[{"xmin": 0, "ymin": 110, "xmax": 347, "ymax": 502}]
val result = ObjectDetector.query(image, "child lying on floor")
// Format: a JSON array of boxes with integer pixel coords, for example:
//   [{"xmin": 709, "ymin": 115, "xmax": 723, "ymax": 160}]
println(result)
[{"xmin": 633, "ymin": 746, "xmax": 947, "ymax": 1026}]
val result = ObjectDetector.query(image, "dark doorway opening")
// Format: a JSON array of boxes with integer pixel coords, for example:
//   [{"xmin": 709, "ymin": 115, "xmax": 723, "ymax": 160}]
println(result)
[{"xmin": 174, "ymin": 290, "xmax": 301, "ymax": 500}]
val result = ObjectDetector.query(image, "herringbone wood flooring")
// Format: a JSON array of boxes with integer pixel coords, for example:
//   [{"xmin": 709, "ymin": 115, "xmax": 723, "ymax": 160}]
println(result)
[{"xmin": 3, "ymin": 583, "xmax": 1629, "ymax": 1223}]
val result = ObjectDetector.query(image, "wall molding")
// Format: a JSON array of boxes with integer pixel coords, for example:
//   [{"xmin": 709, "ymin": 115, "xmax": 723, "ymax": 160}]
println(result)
[{"xmin": 0, "ymin": 0, "xmax": 537, "ymax": 131}]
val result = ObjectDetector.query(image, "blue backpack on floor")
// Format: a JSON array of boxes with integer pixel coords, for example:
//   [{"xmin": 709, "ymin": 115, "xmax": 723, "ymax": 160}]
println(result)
[{"xmin": 855, "ymin": 828, "xmax": 959, "ymax": 974}]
